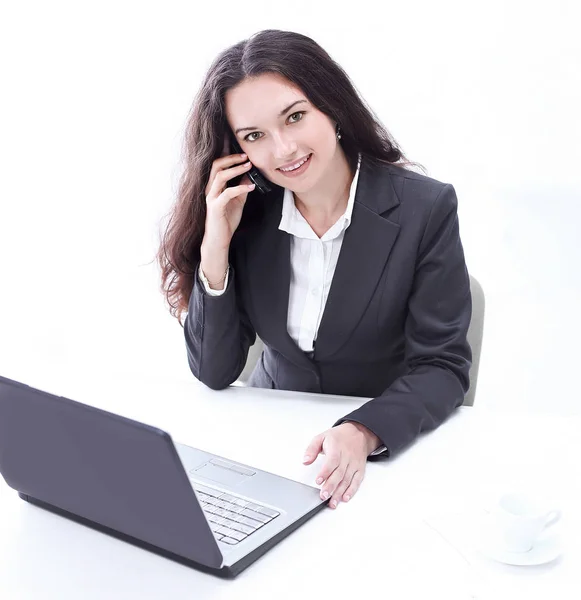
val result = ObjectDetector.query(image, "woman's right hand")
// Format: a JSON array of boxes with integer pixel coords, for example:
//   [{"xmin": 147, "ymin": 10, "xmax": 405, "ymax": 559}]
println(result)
[{"xmin": 202, "ymin": 152, "xmax": 255, "ymax": 252}]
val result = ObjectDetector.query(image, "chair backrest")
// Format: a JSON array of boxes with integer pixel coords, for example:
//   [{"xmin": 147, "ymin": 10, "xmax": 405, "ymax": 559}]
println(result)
[
  {"xmin": 464, "ymin": 274, "xmax": 485, "ymax": 406},
  {"xmin": 237, "ymin": 274, "xmax": 485, "ymax": 406},
  {"xmin": 236, "ymin": 338, "xmax": 264, "ymax": 384}
]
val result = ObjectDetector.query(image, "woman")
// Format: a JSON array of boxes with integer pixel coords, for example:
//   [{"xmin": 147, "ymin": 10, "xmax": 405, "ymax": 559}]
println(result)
[{"xmin": 157, "ymin": 29, "xmax": 472, "ymax": 510}]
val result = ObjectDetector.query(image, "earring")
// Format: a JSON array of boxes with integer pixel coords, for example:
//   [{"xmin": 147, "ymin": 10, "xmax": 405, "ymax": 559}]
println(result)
[{"xmin": 336, "ymin": 124, "xmax": 342, "ymax": 140}]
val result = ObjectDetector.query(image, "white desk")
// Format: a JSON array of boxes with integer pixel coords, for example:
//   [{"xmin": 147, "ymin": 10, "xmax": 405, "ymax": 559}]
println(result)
[{"xmin": 0, "ymin": 371, "xmax": 579, "ymax": 599}]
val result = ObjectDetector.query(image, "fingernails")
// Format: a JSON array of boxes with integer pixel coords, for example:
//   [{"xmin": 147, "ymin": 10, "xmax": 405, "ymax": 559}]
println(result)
[
  {"xmin": 322, "ymin": 491, "xmax": 330, "ymax": 500},
  {"xmin": 240, "ymin": 153, "xmax": 247, "ymax": 157},
  {"xmin": 331, "ymin": 500, "xmax": 338, "ymax": 509},
  {"xmin": 344, "ymin": 495, "xmax": 351, "ymax": 502},
  {"xmin": 316, "ymin": 477, "xmax": 323, "ymax": 485},
  {"xmin": 303, "ymin": 455, "xmax": 311, "ymax": 463}
]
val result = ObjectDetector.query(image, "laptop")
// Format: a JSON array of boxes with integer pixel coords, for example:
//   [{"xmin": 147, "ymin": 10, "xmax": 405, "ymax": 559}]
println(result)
[{"xmin": 0, "ymin": 374, "xmax": 328, "ymax": 577}]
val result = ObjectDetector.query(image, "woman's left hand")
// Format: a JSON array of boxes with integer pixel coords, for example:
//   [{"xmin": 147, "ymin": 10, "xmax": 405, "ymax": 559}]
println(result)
[{"xmin": 302, "ymin": 422, "xmax": 381, "ymax": 509}]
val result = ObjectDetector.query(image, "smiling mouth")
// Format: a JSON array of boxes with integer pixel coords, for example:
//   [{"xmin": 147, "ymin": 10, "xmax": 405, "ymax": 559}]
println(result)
[{"xmin": 276, "ymin": 153, "xmax": 312, "ymax": 173}]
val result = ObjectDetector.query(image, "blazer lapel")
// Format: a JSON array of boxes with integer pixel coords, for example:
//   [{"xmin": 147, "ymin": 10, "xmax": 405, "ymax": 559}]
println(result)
[
  {"xmin": 245, "ymin": 188, "xmax": 315, "ymax": 371},
  {"xmin": 314, "ymin": 158, "xmax": 401, "ymax": 360}
]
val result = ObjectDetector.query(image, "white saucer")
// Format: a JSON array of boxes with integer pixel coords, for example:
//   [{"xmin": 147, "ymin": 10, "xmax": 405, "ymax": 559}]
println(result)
[{"xmin": 479, "ymin": 528, "xmax": 562, "ymax": 566}]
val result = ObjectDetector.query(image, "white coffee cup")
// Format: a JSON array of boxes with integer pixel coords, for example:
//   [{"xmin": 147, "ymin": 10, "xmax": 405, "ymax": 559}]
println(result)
[{"xmin": 491, "ymin": 492, "xmax": 561, "ymax": 553}]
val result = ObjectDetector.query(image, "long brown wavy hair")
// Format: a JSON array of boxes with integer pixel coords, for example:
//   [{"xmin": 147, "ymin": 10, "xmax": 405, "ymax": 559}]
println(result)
[{"xmin": 157, "ymin": 29, "xmax": 425, "ymax": 325}]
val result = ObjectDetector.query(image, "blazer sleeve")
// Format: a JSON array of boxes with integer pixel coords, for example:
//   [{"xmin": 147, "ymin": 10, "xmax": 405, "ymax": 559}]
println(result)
[
  {"xmin": 334, "ymin": 184, "xmax": 472, "ymax": 457},
  {"xmin": 184, "ymin": 262, "xmax": 256, "ymax": 390}
]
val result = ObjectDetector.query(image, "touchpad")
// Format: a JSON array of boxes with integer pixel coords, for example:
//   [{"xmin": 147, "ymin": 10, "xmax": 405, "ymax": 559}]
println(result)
[{"xmin": 191, "ymin": 459, "xmax": 255, "ymax": 487}]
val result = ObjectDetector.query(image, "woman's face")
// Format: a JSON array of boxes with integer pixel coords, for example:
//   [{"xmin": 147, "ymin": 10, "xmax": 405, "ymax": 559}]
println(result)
[{"xmin": 225, "ymin": 73, "xmax": 339, "ymax": 193}]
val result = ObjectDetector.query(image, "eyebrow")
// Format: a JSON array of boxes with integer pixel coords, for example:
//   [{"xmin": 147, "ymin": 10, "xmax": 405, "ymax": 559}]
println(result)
[{"xmin": 234, "ymin": 100, "xmax": 308, "ymax": 135}]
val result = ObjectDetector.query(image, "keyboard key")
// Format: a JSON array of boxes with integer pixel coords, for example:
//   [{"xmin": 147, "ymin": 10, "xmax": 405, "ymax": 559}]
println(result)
[
  {"xmin": 202, "ymin": 496, "xmax": 220, "ymax": 506},
  {"xmin": 216, "ymin": 508, "xmax": 242, "ymax": 522},
  {"xmin": 227, "ymin": 521, "xmax": 254, "ymax": 535},
  {"xmin": 220, "ymin": 516, "xmax": 245, "ymax": 531},
  {"xmin": 220, "ymin": 537, "xmax": 240, "ymax": 545},
  {"xmin": 237, "ymin": 515, "xmax": 264, "ymax": 528},
  {"xmin": 255, "ymin": 506, "xmax": 280, "ymax": 518},
  {"xmin": 217, "ymin": 525, "xmax": 247, "ymax": 540},
  {"xmin": 233, "ymin": 498, "xmax": 250, "ymax": 507},
  {"xmin": 218, "ymin": 493, "xmax": 238, "ymax": 503},
  {"xmin": 241, "ymin": 508, "xmax": 271, "ymax": 523},
  {"xmin": 224, "ymin": 509, "xmax": 245, "ymax": 522},
  {"xmin": 223, "ymin": 528, "xmax": 246, "ymax": 541},
  {"xmin": 193, "ymin": 485, "xmax": 222, "ymax": 498}
]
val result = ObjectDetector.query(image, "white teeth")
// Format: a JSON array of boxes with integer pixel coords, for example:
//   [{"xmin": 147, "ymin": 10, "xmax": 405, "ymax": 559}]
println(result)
[{"xmin": 279, "ymin": 155, "xmax": 310, "ymax": 172}]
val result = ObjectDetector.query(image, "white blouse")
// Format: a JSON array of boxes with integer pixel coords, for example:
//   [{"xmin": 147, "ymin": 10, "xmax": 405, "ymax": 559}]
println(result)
[{"xmin": 277, "ymin": 154, "xmax": 361, "ymax": 352}]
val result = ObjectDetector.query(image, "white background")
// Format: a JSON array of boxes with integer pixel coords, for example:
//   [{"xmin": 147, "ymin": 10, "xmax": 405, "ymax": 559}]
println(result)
[{"xmin": 1, "ymin": 0, "xmax": 580, "ymax": 414}]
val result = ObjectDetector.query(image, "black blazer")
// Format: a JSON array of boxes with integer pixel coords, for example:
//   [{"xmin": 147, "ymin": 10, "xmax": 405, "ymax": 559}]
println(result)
[{"xmin": 184, "ymin": 156, "xmax": 472, "ymax": 458}]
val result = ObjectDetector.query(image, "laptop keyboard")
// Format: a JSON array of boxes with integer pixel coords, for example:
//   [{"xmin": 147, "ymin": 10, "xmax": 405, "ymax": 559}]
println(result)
[{"xmin": 192, "ymin": 483, "xmax": 280, "ymax": 545}]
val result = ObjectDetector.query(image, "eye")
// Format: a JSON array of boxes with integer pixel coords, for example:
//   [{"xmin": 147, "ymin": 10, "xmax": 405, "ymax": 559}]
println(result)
[
  {"xmin": 243, "ymin": 111, "xmax": 306, "ymax": 143},
  {"xmin": 245, "ymin": 132, "xmax": 262, "ymax": 143},
  {"xmin": 288, "ymin": 111, "xmax": 305, "ymax": 123}
]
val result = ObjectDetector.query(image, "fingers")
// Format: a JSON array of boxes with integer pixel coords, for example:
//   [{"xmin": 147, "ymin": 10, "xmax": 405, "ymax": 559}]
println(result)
[
  {"xmin": 325, "ymin": 465, "xmax": 365, "ymax": 509},
  {"xmin": 208, "ymin": 161, "xmax": 252, "ymax": 199},
  {"xmin": 205, "ymin": 154, "xmax": 250, "ymax": 197},
  {"xmin": 214, "ymin": 152, "xmax": 248, "ymax": 170},
  {"xmin": 317, "ymin": 450, "xmax": 344, "ymax": 499},
  {"xmin": 341, "ymin": 470, "xmax": 364, "ymax": 503},
  {"xmin": 213, "ymin": 183, "xmax": 256, "ymax": 211},
  {"xmin": 329, "ymin": 468, "xmax": 356, "ymax": 509},
  {"xmin": 303, "ymin": 433, "xmax": 324, "ymax": 465}
]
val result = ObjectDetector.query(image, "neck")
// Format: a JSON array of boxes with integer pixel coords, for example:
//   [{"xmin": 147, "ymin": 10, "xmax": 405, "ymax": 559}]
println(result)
[{"xmin": 292, "ymin": 148, "xmax": 354, "ymax": 224}]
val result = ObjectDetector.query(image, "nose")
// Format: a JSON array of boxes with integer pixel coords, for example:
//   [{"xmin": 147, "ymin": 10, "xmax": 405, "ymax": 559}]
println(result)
[{"xmin": 271, "ymin": 132, "xmax": 298, "ymax": 163}]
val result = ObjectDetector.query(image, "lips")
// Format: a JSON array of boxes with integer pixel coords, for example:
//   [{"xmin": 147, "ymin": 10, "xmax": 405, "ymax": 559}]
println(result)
[{"xmin": 277, "ymin": 154, "xmax": 312, "ymax": 172}]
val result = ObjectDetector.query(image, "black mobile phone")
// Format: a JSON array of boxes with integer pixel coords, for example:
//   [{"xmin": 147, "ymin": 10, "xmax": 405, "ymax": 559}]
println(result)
[{"xmin": 227, "ymin": 132, "xmax": 272, "ymax": 194}]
